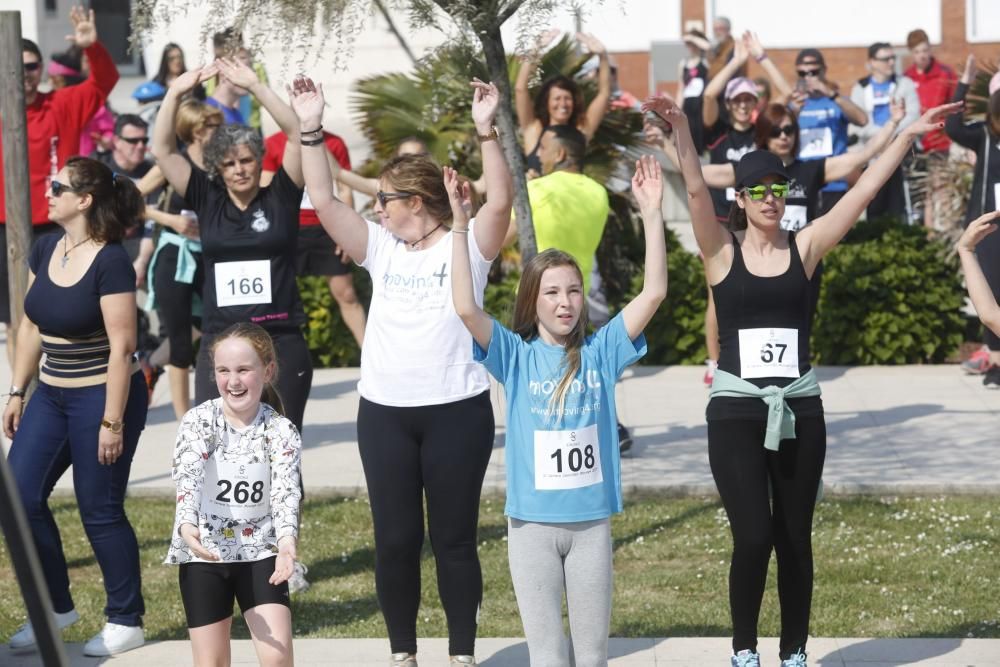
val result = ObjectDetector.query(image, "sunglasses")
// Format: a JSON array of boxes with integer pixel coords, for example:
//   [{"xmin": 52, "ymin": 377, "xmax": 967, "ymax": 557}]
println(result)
[
  {"xmin": 376, "ymin": 190, "xmax": 414, "ymax": 207},
  {"xmin": 872, "ymin": 55, "xmax": 896, "ymax": 63},
  {"xmin": 118, "ymin": 136, "xmax": 149, "ymax": 145},
  {"xmin": 769, "ymin": 124, "xmax": 797, "ymax": 138},
  {"xmin": 743, "ymin": 183, "xmax": 789, "ymax": 201},
  {"xmin": 50, "ymin": 179, "xmax": 79, "ymax": 197},
  {"xmin": 796, "ymin": 69, "xmax": 821, "ymax": 78},
  {"xmin": 23, "ymin": 61, "xmax": 41, "ymax": 72}
]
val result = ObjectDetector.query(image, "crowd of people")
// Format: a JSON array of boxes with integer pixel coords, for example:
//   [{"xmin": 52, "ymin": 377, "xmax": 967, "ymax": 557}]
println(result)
[{"xmin": 2, "ymin": 5, "xmax": 999, "ymax": 667}]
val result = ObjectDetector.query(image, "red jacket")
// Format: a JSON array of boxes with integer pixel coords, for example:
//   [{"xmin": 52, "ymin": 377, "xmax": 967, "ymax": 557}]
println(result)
[
  {"xmin": 0, "ymin": 42, "xmax": 120, "ymax": 225},
  {"xmin": 905, "ymin": 58, "xmax": 956, "ymax": 153},
  {"xmin": 262, "ymin": 131, "xmax": 351, "ymax": 226}
]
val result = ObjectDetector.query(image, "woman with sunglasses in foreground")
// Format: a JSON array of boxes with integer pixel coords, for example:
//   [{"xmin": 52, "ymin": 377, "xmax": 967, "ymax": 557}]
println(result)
[
  {"xmin": 290, "ymin": 76, "xmax": 512, "ymax": 667},
  {"xmin": 644, "ymin": 94, "xmax": 959, "ymax": 667}
]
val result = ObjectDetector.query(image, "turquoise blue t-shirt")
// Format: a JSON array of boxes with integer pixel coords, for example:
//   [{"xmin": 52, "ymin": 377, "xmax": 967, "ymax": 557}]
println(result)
[{"xmin": 474, "ymin": 313, "xmax": 646, "ymax": 523}]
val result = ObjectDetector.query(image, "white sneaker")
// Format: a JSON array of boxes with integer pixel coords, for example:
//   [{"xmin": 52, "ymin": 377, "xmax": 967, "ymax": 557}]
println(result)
[
  {"xmin": 82, "ymin": 622, "xmax": 144, "ymax": 657},
  {"xmin": 287, "ymin": 561, "xmax": 310, "ymax": 594},
  {"xmin": 8, "ymin": 609, "xmax": 79, "ymax": 650}
]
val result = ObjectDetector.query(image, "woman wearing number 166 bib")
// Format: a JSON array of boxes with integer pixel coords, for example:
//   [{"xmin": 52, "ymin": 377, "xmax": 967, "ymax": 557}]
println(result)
[
  {"xmin": 151, "ymin": 57, "xmax": 313, "ymax": 433},
  {"xmin": 451, "ymin": 155, "xmax": 667, "ymax": 666},
  {"xmin": 644, "ymin": 95, "xmax": 962, "ymax": 667}
]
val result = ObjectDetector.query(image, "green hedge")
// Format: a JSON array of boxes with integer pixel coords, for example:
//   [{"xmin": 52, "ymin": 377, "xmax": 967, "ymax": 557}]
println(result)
[{"xmin": 298, "ymin": 219, "xmax": 965, "ymax": 368}]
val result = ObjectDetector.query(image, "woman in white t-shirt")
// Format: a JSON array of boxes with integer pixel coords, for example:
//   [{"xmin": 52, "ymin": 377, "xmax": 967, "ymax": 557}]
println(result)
[{"xmin": 290, "ymin": 76, "xmax": 513, "ymax": 667}]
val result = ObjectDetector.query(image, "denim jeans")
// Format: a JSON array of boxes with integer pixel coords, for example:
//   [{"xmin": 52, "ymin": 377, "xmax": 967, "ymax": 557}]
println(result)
[{"xmin": 8, "ymin": 371, "xmax": 148, "ymax": 626}]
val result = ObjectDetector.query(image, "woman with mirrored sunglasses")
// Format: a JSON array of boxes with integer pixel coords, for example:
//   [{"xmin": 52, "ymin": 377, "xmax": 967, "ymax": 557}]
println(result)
[{"xmin": 644, "ymin": 94, "xmax": 960, "ymax": 667}]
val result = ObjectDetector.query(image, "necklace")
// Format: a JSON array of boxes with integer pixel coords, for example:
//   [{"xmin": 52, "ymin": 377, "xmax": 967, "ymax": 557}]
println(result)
[
  {"xmin": 61, "ymin": 235, "xmax": 91, "ymax": 268},
  {"xmin": 409, "ymin": 222, "xmax": 444, "ymax": 250}
]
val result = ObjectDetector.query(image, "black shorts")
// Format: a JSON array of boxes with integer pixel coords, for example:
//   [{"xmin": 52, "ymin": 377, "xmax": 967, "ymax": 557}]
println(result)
[
  {"xmin": 178, "ymin": 556, "xmax": 290, "ymax": 628},
  {"xmin": 296, "ymin": 225, "xmax": 350, "ymax": 277}
]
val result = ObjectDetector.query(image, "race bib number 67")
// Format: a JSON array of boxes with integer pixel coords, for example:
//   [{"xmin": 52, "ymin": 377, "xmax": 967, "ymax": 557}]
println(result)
[
  {"xmin": 738, "ymin": 327, "xmax": 800, "ymax": 379},
  {"xmin": 533, "ymin": 424, "xmax": 603, "ymax": 491}
]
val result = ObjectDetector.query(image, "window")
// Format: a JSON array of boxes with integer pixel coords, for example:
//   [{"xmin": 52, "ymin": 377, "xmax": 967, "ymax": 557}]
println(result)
[{"xmin": 967, "ymin": 0, "xmax": 1000, "ymax": 42}]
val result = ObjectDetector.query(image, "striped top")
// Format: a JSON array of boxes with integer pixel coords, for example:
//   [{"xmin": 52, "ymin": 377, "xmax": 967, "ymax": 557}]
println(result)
[{"xmin": 25, "ymin": 234, "xmax": 138, "ymax": 388}]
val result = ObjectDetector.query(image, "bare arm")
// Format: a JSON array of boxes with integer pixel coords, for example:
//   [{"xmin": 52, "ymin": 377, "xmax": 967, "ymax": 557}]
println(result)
[
  {"xmin": 469, "ymin": 80, "xmax": 514, "ymax": 260},
  {"xmin": 824, "ymin": 98, "xmax": 904, "ymax": 182},
  {"xmin": 836, "ymin": 92, "xmax": 868, "ymax": 126},
  {"xmin": 621, "ymin": 156, "xmax": 668, "ymax": 339},
  {"xmin": 702, "ymin": 40, "xmax": 749, "ymax": 129},
  {"xmin": 136, "ymin": 165, "xmax": 167, "ymax": 198},
  {"xmin": 742, "ymin": 32, "xmax": 793, "ymax": 101},
  {"xmin": 3, "ymin": 272, "xmax": 40, "ymax": 438},
  {"xmin": 958, "ymin": 212, "xmax": 1000, "ymax": 336},
  {"xmin": 648, "ymin": 122, "xmax": 735, "ymax": 188},
  {"xmin": 98, "ymin": 291, "xmax": 137, "ymax": 465},
  {"xmin": 152, "ymin": 66, "xmax": 217, "ymax": 198},
  {"xmin": 578, "ymin": 33, "xmax": 611, "ymax": 140},
  {"xmin": 446, "ymin": 166, "xmax": 493, "ymax": 349},
  {"xmin": 514, "ymin": 56, "xmax": 538, "ymax": 133},
  {"xmin": 326, "ymin": 155, "xmax": 377, "ymax": 197}
]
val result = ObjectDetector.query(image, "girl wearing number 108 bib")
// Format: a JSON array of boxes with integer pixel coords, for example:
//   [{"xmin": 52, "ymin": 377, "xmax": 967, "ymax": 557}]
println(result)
[
  {"xmin": 165, "ymin": 323, "xmax": 302, "ymax": 667},
  {"xmin": 643, "ymin": 94, "xmax": 961, "ymax": 667},
  {"xmin": 450, "ymin": 156, "xmax": 667, "ymax": 666}
]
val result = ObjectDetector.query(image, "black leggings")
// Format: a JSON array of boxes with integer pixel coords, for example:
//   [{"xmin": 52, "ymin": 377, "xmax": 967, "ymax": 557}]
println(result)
[
  {"xmin": 153, "ymin": 243, "xmax": 204, "ymax": 368},
  {"xmin": 195, "ymin": 329, "xmax": 312, "ymax": 433},
  {"xmin": 974, "ymin": 214, "xmax": 1000, "ymax": 351},
  {"xmin": 357, "ymin": 391, "xmax": 494, "ymax": 656},
  {"xmin": 707, "ymin": 415, "xmax": 826, "ymax": 660}
]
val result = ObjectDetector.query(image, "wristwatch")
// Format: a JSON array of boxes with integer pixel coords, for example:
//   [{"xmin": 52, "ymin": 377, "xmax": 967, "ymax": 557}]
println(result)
[
  {"xmin": 830, "ymin": 90, "xmax": 840, "ymax": 101},
  {"xmin": 101, "ymin": 418, "xmax": 124, "ymax": 434},
  {"xmin": 8, "ymin": 385, "xmax": 25, "ymax": 398},
  {"xmin": 478, "ymin": 125, "xmax": 500, "ymax": 143}
]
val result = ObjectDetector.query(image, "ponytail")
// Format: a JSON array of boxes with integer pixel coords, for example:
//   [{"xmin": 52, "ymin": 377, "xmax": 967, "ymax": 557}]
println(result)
[
  {"xmin": 262, "ymin": 382, "xmax": 285, "ymax": 416},
  {"xmin": 64, "ymin": 157, "xmax": 144, "ymax": 242},
  {"xmin": 726, "ymin": 198, "xmax": 747, "ymax": 231}
]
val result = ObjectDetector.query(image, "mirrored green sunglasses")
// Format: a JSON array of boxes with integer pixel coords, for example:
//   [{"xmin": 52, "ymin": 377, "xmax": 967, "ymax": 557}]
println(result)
[{"xmin": 743, "ymin": 183, "xmax": 789, "ymax": 201}]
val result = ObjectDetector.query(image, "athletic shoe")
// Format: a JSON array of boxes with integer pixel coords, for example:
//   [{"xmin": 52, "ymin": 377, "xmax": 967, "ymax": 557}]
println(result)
[
  {"xmin": 780, "ymin": 650, "xmax": 808, "ymax": 666},
  {"xmin": 82, "ymin": 622, "xmax": 144, "ymax": 657},
  {"xmin": 617, "ymin": 422, "xmax": 633, "ymax": 454},
  {"xmin": 8, "ymin": 609, "xmax": 79, "ymax": 650},
  {"xmin": 139, "ymin": 355, "xmax": 162, "ymax": 402},
  {"xmin": 704, "ymin": 359, "xmax": 718, "ymax": 387},
  {"xmin": 730, "ymin": 649, "xmax": 761, "ymax": 667},
  {"xmin": 287, "ymin": 561, "xmax": 310, "ymax": 594},
  {"xmin": 391, "ymin": 653, "xmax": 418, "ymax": 666},
  {"xmin": 450, "ymin": 656, "xmax": 476, "ymax": 665},
  {"xmin": 962, "ymin": 345, "xmax": 991, "ymax": 374},
  {"xmin": 984, "ymin": 367, "xmax": 1000, "ymax": 389}
]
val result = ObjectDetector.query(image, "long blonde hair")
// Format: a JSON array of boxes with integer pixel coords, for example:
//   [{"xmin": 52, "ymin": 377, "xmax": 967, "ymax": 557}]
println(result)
[
  {"xmin": 512, "ymin": 249, "xmax": 589, "ymax": 421},
  {"xmin": 210, "ymin": 323, "xmax": 284, "ymax": 415}
]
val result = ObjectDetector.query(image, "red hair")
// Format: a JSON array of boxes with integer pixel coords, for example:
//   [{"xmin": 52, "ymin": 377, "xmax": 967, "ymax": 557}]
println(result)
[{"xmin": 753, "ymin": 103, "xmax": 800, "ymax": 156}]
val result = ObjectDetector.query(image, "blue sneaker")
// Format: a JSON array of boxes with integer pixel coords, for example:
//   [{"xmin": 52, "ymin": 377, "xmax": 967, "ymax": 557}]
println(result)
[
  {"xmin": 731, "ymin": 649, "xmax": 761, "ymax": 667},
  {"xmin": 780, "ymin": 650, "xmax": 808, "ymax": 666}
]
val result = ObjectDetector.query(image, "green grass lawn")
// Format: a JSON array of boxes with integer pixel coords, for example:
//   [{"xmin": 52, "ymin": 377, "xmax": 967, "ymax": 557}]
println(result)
[{"xmin": 1, "ymin": 494, "xmax": 998, "ymax": 642}]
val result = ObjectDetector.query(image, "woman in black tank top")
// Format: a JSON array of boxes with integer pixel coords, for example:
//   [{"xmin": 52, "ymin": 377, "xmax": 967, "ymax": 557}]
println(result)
[{"xmin": 643, "ymin": 94, "xmax": 961, "ymax": 667}]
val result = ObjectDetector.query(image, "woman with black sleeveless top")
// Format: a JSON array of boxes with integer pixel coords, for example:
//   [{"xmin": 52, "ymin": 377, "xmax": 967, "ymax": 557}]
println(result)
[{"xmin": 643, "ymin": 94, "xmax": 959, "ymax": 667}]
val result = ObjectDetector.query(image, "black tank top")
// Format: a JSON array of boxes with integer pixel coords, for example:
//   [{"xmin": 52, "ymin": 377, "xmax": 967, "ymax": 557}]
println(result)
[
  {"xmin": 523, "ymin": 124, "xmax": 549, "ymax": 175},
  {"xmin": 708, "ymin": 231, "xmax": 823, "ymax": 420}
]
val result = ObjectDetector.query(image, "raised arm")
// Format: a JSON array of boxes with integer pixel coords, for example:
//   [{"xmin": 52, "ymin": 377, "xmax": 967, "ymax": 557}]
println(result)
[
  {"xmin": 702, "ymin": 40, "xmax": 749, "ymax": 129},
  {"xmin": 151, "ymin": 66, "xmax": 217, "ymax": 198},
  {"xmin": 621, "ymin": 155, "xmax": 668, "ymax": 340},
  {"xmin": 326, "ymin": 155, "xmax": 377, "ymax": 197},
  {"xmin": 447, "ymin": 166, "xmax": 493, "ymax": 349},
  {"xmin": 469, "ymin": 79, "xmax": 514, "ymax": 260},
  {"xmin": 577, "ymin": 32, "xmax": 611, "ymax": 140},
  {"xmin": 289, "ymin": 77, "xmax": 368, "ymax": 263},
  {"xmin": 515, "ymin": 29, "xmax": 560, "ymax": 133},
  {"xmin": 647, "ymin": 120, "xmax": 735, "ymax": 188},
  {"xmin": 644, "ymin": 95, "xmax": 726, "ymax": 258},
  {"xmin": 945, "ymin": 56, "xmax": 982, "ymax": 150},
  {"xmin": 743, "ymin": 32, "xmax": 793, "ymax": 101},
  {"xmin": 958, "ymin": 212, "xmax": 1000, "ymax": 336},
  {"xmin": 798, "ymin": 101, "xmax": 963, "ymax": 272},
  {"xmin": 825, "ymin": 98, "xmax": 904, "ymax": 182}
]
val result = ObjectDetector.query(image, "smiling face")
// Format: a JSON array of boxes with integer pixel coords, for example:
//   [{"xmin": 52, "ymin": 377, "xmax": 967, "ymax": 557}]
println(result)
[
  {"xmin": 112, "ymin": 123, "xmax": 149, "ymax": 171},
  {"xmin": 218, "ymin": 144, "xmax": 261, "ymax": 197},
  {"xmin": 737, "ymin": 174, "xmax": 787, "ymax": 229},
  {"xmin": 534, "ymin": 264, "xmax": 584, "ymax": 346},
  {"xmin": 727, "ymin": 92, "xmax": 757, "ymax": 125},
  {"xmin": 214, "ymin": 337, "xmax": 273, "ymax": 422},
  {"xmin": 547, "ymin": 85, "xmax": 575, "ymax": 126}
]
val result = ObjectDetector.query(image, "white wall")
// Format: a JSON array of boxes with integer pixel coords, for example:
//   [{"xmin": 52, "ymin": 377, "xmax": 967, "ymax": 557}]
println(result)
[
  {"xmin": 705, "ymin": 0, "xmax": 942, "ymax": 49},
  {"xmin": 966, "ymin": 0, "xmax": 1000, "ymax": 42},
  {"xmin": 0, "ymin": 3, "xmax": 38, "ymax": 43}
]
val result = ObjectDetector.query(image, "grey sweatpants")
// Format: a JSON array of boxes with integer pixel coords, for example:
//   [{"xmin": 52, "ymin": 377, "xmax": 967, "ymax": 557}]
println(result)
[{"xmin": 507, "ymin": 518, "xmax": 613, "ymax": 667}]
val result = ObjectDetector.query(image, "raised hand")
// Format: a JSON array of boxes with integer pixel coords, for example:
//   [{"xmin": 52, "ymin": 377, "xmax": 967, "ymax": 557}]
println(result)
[
  {"xmin": 576, "ymin": 32, "xmax": 607, "ymax": 56},
  {"xmin": 443, "ymin": 166, "xmax": 470, "ymax": 230},
  {"xmin": 67, "ymin": 5, "xmax": 97, "ymax": 48},
  {"xmin": 733, "ymin": 37, "xmax": 749, "ymax": 65},
  {"xmin": 632, "ymin": 155, "xmax": 664, "ymax": 215},
  {"xmin": 169, "ymin": 65, "xmax": 218, "ymax": 95},
  {"xmin": 536, "ymin": 28, "xmax": 561, "ymax": 51},
  {"xmin": 961, "ymin": 54, "xmax": 977, "ymax": 84},
  {"xmin": 958, "ymin": 211, "xmax": 1000, "ymax": 253},
  {"xmin": 903, "ymin": 100, "xmax": 964, "ymax": 138},
  {"xmin": 889, "ymin": 97, "xmax": 905, "ymax": 124},
  {"xmin": 643, "ymin": 120, "xmax": 666, "ymax": 145},
  {"xmin": 288, "ymin": 76, "xmax": 325, "ymax": 126},
  {"xmin": 641, "ymin": 93, "xmax": 687, "ymax": 126},
  {"xmin": 742, "ymin": 31, "xmax": 765, "ymax": 60},
  {"xmin": 216, "ymin": 57, "xmax": 259, "ymax": 91},
  {"xmin": 470, "ymin": 78, "xmax": 500, "ymax": 133},
  {"xmin": 180, "ymin": 523, "xmax": 220, "ymax": 561}
]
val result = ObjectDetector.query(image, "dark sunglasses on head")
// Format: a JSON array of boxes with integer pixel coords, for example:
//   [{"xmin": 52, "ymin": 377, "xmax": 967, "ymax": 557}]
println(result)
[
  {"xmin": 743, "ymin": 183, "xmax": 789, "ymax": 201},
  {"xmin": 23, "ymin": 61, "xmax": 41, "ymax": 72},
  {"xmin": 118, "ymin": 136, "xmax": 150, "ymax": 145},
  {"xmin": 769, "ymin": 124, "xmax": 797, "ymax": 138},
  {"xmin": 796, "ymin": 69, "xmax": 821, "ymax": 78},
  {"xmin": 50, "ymin": 179, "xmax": 78, "ymax": 197},
  {"xmin": 376, "ymin": 190, "xmax": 414, "ymax": 208}
]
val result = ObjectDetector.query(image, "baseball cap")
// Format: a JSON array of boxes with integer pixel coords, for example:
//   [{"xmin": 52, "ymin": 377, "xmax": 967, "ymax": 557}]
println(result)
[
  {"xmin": 725, "ymin": 77, "xmax": 758, "ymax": 101},
  {"xmin": 132, "ymin": 81, "xmax": 166, "ymax": 103},
  {"xmin": 734, "ymin": 151, "xmax": 790, "ymax": 189},
  {"xmin": 795, "ymin": 48, "xmax": 826, "ymax": 67}
]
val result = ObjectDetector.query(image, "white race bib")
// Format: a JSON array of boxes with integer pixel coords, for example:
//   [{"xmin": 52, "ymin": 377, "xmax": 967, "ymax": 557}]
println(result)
[
  {"xmin": 201, "ymin": 457, "xmax": 270, "ymax": 521},
  {"xmin": 780, "ymin": 205, "xmax": 808, "ymax": 231},
  {"xmin": 214, "ymin": 260, "xmax": 272, "ymax": 307},
  {"xmin": 533, "ymin": 424, "xmax": 603, "ymax": 491},
  {"xmin": 738, "ymin": 327, "xmax": 800, "ymax": 379},
  {"xmin": 725, "ymin": 187, "xmax": 737, "ymax": 202},
  {"xmin": 799, "ymin": 126, "xmax": 833, "ymax": 159},
  {"xmin": 683, "ymin": 77, "xmax": 705, "ymax": 99}
]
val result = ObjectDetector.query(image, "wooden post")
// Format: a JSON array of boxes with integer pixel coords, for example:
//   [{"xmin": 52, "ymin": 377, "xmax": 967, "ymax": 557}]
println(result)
[
  {"xmin": 0, "ymin": 16, "xmax": 68, "ymax": 667},
  {"xmin": 1, "ymin": 11, "xmax": 33, "ymax": 359}
]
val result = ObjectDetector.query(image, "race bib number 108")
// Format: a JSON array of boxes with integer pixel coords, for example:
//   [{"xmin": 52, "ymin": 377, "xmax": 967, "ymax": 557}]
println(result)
[{"xmin": 533, "ymin": 424, "xmax": 603, "ymax": 491}]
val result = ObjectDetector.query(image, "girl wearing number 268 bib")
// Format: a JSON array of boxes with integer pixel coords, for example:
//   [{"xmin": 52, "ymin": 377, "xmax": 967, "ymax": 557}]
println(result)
[
  {"xmin": 165, "ymin": 323, "xmax": 302, "ymax": 667},
  {"xmin": 643, "ymin": 94, "xmax": 961, "ymax": 667},
  {"xmin": 450, "ymin": 155, "xmax": 667, "ymax": 666}
]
